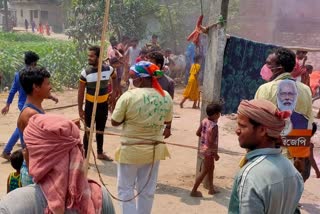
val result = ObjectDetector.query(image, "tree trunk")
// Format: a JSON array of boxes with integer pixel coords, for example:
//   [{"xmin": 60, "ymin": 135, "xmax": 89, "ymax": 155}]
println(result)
[
  {"xmin": 221, "ymin": 0, "xmax": 229, "ymax": 26},
  {"xmin": 165, "ymin": 0, "xmax": 178, "ymax": 53},
  {"xmin": 4, "ymin": 0, "xmax": 9, "ymax": 32}
]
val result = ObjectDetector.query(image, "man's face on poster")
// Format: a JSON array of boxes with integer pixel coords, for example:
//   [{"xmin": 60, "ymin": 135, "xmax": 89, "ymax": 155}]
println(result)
[{"xmin": 277, "ymin": 80, "xmax": 298, "ymax": 112}]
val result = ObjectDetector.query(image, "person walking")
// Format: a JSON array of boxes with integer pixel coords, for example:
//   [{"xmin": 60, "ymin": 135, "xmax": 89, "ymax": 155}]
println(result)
[
  {"xmin": 180, "ymin": 55, "xmax": 202, "ymax": 108},
  {"xmin": 1, "ymin": 51, "xmax": 57, "ymax": 160}
]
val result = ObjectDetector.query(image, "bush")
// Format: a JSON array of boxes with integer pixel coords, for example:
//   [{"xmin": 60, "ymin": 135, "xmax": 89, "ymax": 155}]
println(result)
[{"xmin": 0, "ymin": 32, "xmax": 87, "ymax": 90}]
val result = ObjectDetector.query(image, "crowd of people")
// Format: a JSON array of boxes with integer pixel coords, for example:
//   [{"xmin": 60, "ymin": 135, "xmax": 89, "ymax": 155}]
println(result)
[
  {"xmin": 0, "ymin": 31, "xmax": 319, "ymax": 214},
  {"xmin": 24, "ymin": 19, "xmax": 51, "ymax": 35}
]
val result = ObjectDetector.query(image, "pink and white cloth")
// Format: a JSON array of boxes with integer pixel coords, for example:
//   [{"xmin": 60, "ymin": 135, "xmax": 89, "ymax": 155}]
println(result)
[{"xmin": 24, "ymin": 114, "xmax": 102, "ymax": 214}]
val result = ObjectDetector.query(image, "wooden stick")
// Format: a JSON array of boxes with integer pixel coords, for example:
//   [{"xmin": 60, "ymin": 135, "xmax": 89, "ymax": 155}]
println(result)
[
  {"xmin": 84, "ymin": 0, "xmax": 111, "ymax": 176},
  {"xmin": 284, "ymin": 46, "xmax": 320, "ymax": 52}
]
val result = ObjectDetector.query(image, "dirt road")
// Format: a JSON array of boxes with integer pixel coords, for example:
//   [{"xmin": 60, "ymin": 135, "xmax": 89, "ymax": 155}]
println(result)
[{"xmin": 0, "ymin": 89, "xmax": 319, "ymax": 213}]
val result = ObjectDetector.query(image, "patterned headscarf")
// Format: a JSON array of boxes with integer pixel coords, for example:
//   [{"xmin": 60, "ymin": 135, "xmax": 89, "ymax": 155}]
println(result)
[{"xmin": 130, "ymin": 61, "xmax": 165, "ymax": 96}]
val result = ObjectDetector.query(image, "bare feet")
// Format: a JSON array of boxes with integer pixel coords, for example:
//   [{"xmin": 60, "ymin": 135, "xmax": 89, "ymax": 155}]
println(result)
[
  {"xmin": 97, "ymin": 153, "xmax": 113, "ymax": 161},
  {"xmin": 190, "ymin": 190, "xmax": 203, "ymax": 197},
  {"xmin": 208, "ymin": 188, "xmax": 220, "ymax": 195}
]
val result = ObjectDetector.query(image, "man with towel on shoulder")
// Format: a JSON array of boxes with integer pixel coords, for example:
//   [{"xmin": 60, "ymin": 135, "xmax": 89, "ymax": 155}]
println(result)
[
  {"xmin": 228, "ymin": 99, "xmax": 303, "ymax": 214},
  {"xmin": 0, "ymin": 114, "xmax": 115, "ymax": 214}
]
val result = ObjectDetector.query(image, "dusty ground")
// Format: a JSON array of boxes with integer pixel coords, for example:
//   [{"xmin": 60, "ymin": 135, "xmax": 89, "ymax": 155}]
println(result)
[{"xmin": 0, "ymin": 89, "xmax": 319, "ymax": 213}]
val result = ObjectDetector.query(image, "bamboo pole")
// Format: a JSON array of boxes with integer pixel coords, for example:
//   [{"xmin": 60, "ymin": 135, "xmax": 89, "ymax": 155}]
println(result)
[{"xmin": 84, "ymin": 0, "xmax": 111, "ymax": 176}]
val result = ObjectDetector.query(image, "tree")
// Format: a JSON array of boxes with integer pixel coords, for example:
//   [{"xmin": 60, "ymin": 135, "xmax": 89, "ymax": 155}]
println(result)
[
  {"xmin": 66, "ymin": 0, "xmax": 158, "ymax": 50},
  {"xmin": 3, "ymin": 0, "xmax": 9, "ymax": 32},
  {"xmin": 65, "ymin": 0, "xmax": 106, "ymax": 50},
  {"xmin": 157, "ymin": 0, "xmax": 200, "ymax": 53},
  {"xmin": 110, "ymin": 0, "xmax": 158, "ymax": 40}
]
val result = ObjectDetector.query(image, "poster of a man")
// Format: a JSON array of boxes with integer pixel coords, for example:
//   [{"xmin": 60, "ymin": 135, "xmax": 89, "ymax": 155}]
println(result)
[
  {"xmin": 277, "ymin": 79, "xmax": 308, "ymax": 130},
  {"xmin": 277, "ymin": 79, "xmax": 298, "ymax": 112}
]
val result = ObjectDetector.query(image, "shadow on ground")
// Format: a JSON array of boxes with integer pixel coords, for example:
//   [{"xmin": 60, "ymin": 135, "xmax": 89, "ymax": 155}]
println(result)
[
  {"xmin": 300, "ymin": 203, "xmax": 320, "ymax": 214},
  {"xmin": 156, "ymin": 182, "xmax": 231, "ymax": 208},
  {"xmin": 89, "ymin": 159, "xmax": 117, "ymax": 178}
]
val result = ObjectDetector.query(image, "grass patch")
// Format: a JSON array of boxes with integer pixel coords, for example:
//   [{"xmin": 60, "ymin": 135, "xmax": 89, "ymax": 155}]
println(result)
[{"xmin": 0, "ymin": 31, "xmax": 86, "ymax": 90}]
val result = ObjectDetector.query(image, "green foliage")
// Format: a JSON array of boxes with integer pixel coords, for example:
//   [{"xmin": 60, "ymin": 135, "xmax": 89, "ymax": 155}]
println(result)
[
  {"xmin": 110, "ymin": 0, "xmax": 158, "ymax": 40},
  {"xmin": 157, "ymin": 0, "xmax": 199, "ymax": 53},
  {"xmin": 66, "ymin": 0, "xmax": 106, "ymax": 50},
  {"xmin": 66, "ymin": 0, "xmax": 158, "ymax": 50},
  {"xmin": 0, "ymin": 32, "xmax": 48, "ymax": 42},
  {"xmin": 0, "ymin": 32, "xmax": 87, "ymax": 90}
]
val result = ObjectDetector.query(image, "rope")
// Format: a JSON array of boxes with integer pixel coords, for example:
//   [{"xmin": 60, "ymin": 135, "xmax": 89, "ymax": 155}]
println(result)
[
  {"xmin": 78, "ymin": 125, "xmax": 247, "ymax": 154},
  {"xmin": 79, "ymin": 126, "xmax": 320, "ymax": 151},
  {"xmin": 44, "ymin": 103, "xmax": 78, "ymax": 111},
  {"xmin": 82, "ymin": 119, "xmax": 157, "ymax": 202}
]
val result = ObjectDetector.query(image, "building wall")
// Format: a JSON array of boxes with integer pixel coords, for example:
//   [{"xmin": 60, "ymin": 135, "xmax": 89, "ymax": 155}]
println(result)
[
  {"xmin": 232, "ymin": 0, "xmax": 276, "ymax": 44},
  {"xmin": 233, "ymin": 0, "xmax": 320, "ymax": 47},
  {"xmin": 231, "ymin": 0, "xmax": 320, "ymax": 70},
  {"xmin": 9, "ymin": 1, "xmax": 63, "ymax": 32}
]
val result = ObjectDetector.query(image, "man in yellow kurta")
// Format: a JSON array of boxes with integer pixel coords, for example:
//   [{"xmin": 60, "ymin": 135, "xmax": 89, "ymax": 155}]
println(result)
[
  {"xmin": 111, "ymin": 61, "xmax": 173, "ymax": 214},
  {"xmin": 255, "ymin": 48, "xmax": 313, "ymax": 180},
  {"xmin": 255, "ymin": 48, "xmax": 312, "ymax": 129}
]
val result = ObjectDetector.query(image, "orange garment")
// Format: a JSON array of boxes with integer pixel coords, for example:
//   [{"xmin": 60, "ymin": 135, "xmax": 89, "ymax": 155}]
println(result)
[
  {"xmin": 310, "ymin": 71, "xmax": 320, "ymax": 96},
  {"xmin": 45, "ymin": 24, "xmax": 50, "ymax": 36},
  {"xmin": 183, "ymin": 63, "xmax": 200, "ymax": 101},
  {"xmin": 187, "ymin": 15, "xmax": 203, "ymax": 46},
  {"xmin": 288, "ymin": 147, "xmax": 310, "ymax": 158},
  {"xmin": 38, "ymin": 24, "xmax": 43, "ymax": 34}
]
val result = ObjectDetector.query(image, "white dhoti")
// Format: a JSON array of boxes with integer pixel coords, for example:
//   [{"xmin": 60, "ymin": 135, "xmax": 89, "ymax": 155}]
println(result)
[{"xmin": 117, "ymin": 161, "xmax": 160, "ymax": 214}]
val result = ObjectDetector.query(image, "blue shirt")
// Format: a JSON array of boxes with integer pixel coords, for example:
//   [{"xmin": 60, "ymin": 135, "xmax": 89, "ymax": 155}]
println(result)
[
  {"xmin": 186, "ymin": 43, "xmax": 195, "ymax": 64},
  {"xmin": 228, "ymin": 148, "xmax": 303, "ymax": 214},
  {"xmin": 6, "ymin": 72, "xmax": 27, "ymax": 110}
]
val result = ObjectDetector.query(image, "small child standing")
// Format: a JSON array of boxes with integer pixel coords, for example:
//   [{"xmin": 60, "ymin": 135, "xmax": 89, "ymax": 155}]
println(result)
[
  {"xmin": 7, "ymin": 150, "xmax": 23, "ymax": 193},
  {"xmin": 191, "ymin": 103, "xmax": 222, "ymax": 197}
]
